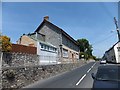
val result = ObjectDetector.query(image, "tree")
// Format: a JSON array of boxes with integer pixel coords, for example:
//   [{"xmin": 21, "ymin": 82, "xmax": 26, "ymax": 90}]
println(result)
[
  {"xmin": 0, "ymin": 35, "xmax": 12, "ymax": 52},
  {"xmin": 77, "ymin": 38, "xmax": 93, "ymax": 60},
  {"xmin": 92, "ymin": 55, "xmax": 97, "ymax": 60},
  {"xmin": 77, "ymin": 39, "xmax": 89, "ymax": 52},
  {"xmin": 86, "ymin": 45, "xmax": 93, "ymax": 57}
]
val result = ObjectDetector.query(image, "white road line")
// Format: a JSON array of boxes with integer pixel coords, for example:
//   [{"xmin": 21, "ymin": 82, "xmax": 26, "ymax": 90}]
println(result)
[
  {"xmin": 76, "ymin": 74, "xmax": 86, "ymax": 86},
  {"xmin": 87, "ymin": 62, "xmax": 96, "ymax": 73},
  {"xmin": 87, "ymin": 68, "xmax": 91, "ymax": 73},
  {"xmin": 91, "ymin": 63, "xmax": 96, "ymax": 68},
  {"xmin": 93, "ymin": 63, "xmax": 96, "ymax": 66},
  {"xmin": 75, "ymin": 62, "xmax": 96, "ymax": 86},
  {"xmin": 91, "ymin": 65, "xmax": 94, "ymax": 68}
]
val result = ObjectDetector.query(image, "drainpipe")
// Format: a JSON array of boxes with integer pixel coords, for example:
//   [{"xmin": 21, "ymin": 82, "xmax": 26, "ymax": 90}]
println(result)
[{"xmin": 35, "ymin": 32, "xmax": 38, "ymax": 40}]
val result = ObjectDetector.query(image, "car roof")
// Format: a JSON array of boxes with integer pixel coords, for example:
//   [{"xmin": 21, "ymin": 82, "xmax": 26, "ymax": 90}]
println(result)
[{"xmin": 98, "ymin": 65, "xmax": 120, "ymax": 69}]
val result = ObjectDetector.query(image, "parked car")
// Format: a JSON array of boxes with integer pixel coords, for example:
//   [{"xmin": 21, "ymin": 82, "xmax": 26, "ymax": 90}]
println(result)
[
  {"xmin": 100, "ymin": 59, "xmax": 106, "ymax": 64},
  {"xmin": 91, "ymin": 65, "xmax": 120, "ymax": 88}
]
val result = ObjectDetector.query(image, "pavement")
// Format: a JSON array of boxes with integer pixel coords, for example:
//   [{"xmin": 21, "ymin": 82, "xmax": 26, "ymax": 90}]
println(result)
[{"xmin": 23, "ymin": 61, "xmax": 101, "ymax": 88}]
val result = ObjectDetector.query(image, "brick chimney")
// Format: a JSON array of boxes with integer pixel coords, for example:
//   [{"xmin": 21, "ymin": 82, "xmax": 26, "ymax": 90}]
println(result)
[{"xmin": 44, "ymin": 16, "xmax": 49, "ymax": 21}]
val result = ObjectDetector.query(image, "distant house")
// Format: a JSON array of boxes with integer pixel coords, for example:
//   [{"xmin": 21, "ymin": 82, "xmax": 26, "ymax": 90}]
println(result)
[
  {"xmin": 104, "ymin": 41, "xmax": 120, "ymax": 63},
  {"xmin": 34, "ymin": 16, "xmax": 79, "ymax": 62}
]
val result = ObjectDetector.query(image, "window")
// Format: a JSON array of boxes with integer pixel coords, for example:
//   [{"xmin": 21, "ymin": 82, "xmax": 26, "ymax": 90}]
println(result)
[
  {"xmin": 41, "ymin": 44, "xmax": 44, "ymax": 49},
  {"xmin": 44, "ymin": 45, "xmax": 46, "ymax": 50},
  {"xmin": 50, "ymin": 47, "xmax": 52, "ymax": 51},
  {"xmin": 63, "ymin": 49, "xmax": 68, "ymax": 57},
  {"xmin": 47, "ymin": 46, "xmax": 49, "ymax": 50},
  {"xmin": 53, "ymin": 48, "xmax": 56, "ymax": 51},
  {"xmin": 50, "ymin": 47, "xmax": 53, "ymax": 51},
  {"xmin": 40, "ymin": 43, "xmax": 57, "ymax": 52},
  {"xmin": 117, "ymin": 47, "xmax": 120, "ymax": 52},
  {"xmin": 54, "ymin": 48, "xmax": 57, "ymax": 52},
  {"xmin": 96, "ymin": 68, "xmax": 119, "ymax": 81}
]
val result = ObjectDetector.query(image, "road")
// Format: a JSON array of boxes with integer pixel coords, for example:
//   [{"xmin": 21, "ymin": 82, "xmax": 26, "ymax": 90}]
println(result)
[{"xmin": 24, "ymin": 61, "xmax": 101, "ymax": 88}]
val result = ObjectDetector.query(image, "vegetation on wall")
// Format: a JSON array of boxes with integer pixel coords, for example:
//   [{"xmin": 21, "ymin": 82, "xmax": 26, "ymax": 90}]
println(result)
[
  {"xmin": 0, "ymin": 35, "xmax": 12, "ymax": 52},
  {"xmin": 6, "ymin": 70, "xmax": 15, "ymax": 80}
]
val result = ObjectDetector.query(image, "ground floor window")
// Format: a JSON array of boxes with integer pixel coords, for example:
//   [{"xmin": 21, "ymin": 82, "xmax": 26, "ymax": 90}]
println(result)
[{"xmin": 63, "ymin": 48, "xmax": 68, "ymax": 57}]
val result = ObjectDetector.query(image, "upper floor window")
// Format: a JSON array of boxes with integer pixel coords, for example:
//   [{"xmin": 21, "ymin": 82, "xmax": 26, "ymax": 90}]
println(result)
[
  {"xmin": 46, "ymin": 46, "xmax": 49, "ymax": 50},
  {"xmin": 44, "ymin": 45, "xmax": 46, "ymax": 50},
  {"xmin": 40, "ymin": 43, "xmax": 57, "ymax": 53},
  {"xmin": 41, "ymin": 44, "xmax": 43, "ymax": 48},
  {"xmin": 50, "ymin": 47, "xmax": 53, "ymax": 51},
  {"xmin": 117, "ymin": 47, "xmax": 120, "ymax": 52}
]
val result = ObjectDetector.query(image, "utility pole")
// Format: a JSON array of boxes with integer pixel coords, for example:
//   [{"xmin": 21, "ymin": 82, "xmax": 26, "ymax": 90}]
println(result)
[{"xmin": 114, "ymin": 17, "xmax": 120, "ymax": 42}]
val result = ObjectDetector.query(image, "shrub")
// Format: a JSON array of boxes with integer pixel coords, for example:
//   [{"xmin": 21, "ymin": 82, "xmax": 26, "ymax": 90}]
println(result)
[{"xmin": 6, "ymin": 70, "xmax": 15, "ymax": 80}]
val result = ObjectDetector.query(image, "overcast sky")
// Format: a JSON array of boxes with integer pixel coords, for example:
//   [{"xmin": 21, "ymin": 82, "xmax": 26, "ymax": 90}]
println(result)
[{"xmin": 2, "ymin": 2, "xmax": 118, "ymax": 57}]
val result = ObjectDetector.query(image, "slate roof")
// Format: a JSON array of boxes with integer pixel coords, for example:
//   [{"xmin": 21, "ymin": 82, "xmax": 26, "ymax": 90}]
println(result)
[{"xmin": 35, "ymin": 19, "xmax": 78, "ymax": 46}]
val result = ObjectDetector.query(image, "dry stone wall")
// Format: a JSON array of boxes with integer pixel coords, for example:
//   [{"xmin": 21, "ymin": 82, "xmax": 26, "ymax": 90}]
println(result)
[
  {"xmin": 1, "ymin": 52, "xmax": 86, "ymax": 89},
  {"xmin": 2, "ymin": 52, "xmax": 39, "ymax": 68},
  {"xmin": 2, "ymin": 62, "xmax": 86, "ymax": 89}
]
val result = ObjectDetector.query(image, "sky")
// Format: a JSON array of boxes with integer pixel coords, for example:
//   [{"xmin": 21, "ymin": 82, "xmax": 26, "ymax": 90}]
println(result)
[{"xmin": 2, "ymin": 2, "xmax": 119, "ymax": 57}]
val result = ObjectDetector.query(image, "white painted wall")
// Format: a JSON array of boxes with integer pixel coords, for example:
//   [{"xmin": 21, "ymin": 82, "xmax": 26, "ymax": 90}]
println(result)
[
  {"xmin": 114, "ymin": 42, "xmax": 120, "ymax": 63},
  {"xmin": 37, "ymin": 42, "xmax": 41, "ymax": 55},
  {"xmin": 37, "ymin": 42, "xmax": 58, "ymax": 65}
]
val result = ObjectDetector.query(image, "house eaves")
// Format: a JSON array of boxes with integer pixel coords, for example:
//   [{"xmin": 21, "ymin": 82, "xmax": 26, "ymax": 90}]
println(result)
[{"xmin": 105, "ymin": 41, "xmax": 120, "ymax": 53}]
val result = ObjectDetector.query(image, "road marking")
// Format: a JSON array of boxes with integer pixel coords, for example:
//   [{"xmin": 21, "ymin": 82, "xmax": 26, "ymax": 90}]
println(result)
[
  {"xmin": 75, "ymin": 62, "xmax": 96, "ymax": 86},
  {"xmin": 87, "ymin": 68, "xmax": 91, "ymax": 73},
  {"xmin": 87, "ymin": 62, "xmax": 96, "ymax": 73},
  {"xmin": 91, "ymin": 63, "xmax": 96, "ymax": 68},
  {"xmin": 93, "ymin": 63, "xmax": 96, "ymax": 66},
  {"xmin": 76, "ymin": 74, "xmax": 86, "ymax": 86}
]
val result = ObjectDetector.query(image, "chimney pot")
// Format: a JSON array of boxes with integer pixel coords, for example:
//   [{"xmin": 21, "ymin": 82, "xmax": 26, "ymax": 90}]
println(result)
[{"xmin": 44, "ymin": 16, "xmax": 49, "ymax": 21}]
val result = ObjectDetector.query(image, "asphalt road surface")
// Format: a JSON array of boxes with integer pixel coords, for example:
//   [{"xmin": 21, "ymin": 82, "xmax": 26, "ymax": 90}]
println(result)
[{"xmin": 24, "ymin": 61, "xmax": 101, "ymax": 88}]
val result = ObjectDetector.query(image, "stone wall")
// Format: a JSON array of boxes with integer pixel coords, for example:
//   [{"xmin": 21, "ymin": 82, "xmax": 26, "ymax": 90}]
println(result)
[
  {"xmin": 0, "ymin": 52, "xmax": 2, "ymax": 90},
  {"xmin": 2, "ymin": 61, "xmax": 86, "ymax": 89},
  {"xmin": 2, "ymin": 52, "xmax": 86, "ymax": 89},
  {"xmin": 2, "ymin": 52, "xmax": 39, "ymax": 68}
]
